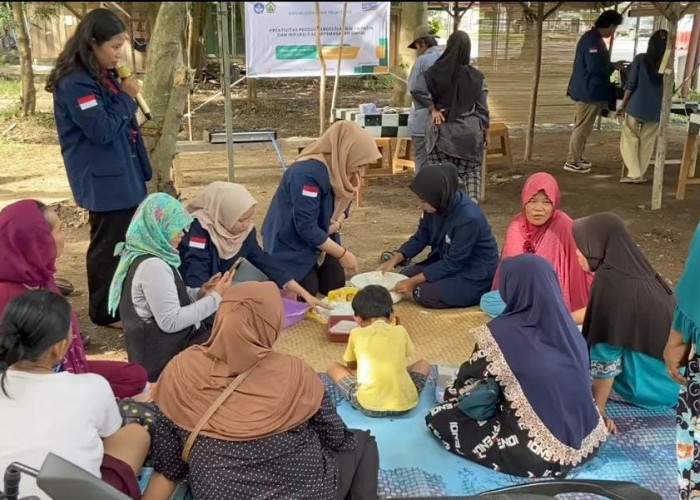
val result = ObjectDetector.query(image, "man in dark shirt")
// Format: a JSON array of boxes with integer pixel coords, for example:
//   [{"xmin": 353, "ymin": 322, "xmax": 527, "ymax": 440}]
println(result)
[{"xmin": 565, "ymin": 10, "xmax": 625, "ymax": 174}]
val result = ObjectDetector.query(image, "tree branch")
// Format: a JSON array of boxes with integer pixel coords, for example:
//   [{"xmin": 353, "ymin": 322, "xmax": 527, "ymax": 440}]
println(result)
[
  {"xmin": 439, "ymin": 1, "xmax": 453, "ymax": 17},
  {"xmin": 61, "ymin": 2, "xmax": 83, "ymax": 20},
  {"xmin": 543, "ymin": 1, "xmax": 564, "ymax": 20},
  {"xmin": 651, "ymin": 1, "xmax": 671, "ymax": 21},
  {"xmin": 519, "ymin": 1, "xmax": 537, "ymax": 20},
  {"xmin": 679, "ymin": 2, "xmax": 693, "ymax": 18}
]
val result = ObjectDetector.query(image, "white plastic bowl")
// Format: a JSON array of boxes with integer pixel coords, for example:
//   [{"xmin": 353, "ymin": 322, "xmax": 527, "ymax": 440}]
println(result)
[{"xmin": 350, "ymin": 271, "xmax": 408, "ymax": 304}]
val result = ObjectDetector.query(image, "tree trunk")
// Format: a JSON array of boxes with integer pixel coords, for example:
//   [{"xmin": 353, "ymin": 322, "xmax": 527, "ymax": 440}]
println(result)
[
  {"xmin": 190, "ymin": 1, "xmax": 209, "ymax": 82},
  {"xmin": 524, "ymin": 4, "xmax": 544, "ymax": 161},
  {"xmin": 140, "ymin": 2, "xmax": 191, "ymax": 196},
  {"xmin": 453, "ymin": 3, "xmax": 461, "ymax": 33},
  {"xmin": 651, "ymin": 11, "xmax": 678, "ymax": 210},
  {"xmin": 11, "ymin": 2, "xmax": 35, "ymax": 116},
  {"xmin": 389, "ymin": 2, "xmax": 427, "ymax": 107},
  {"xmin": 315, "ymin": 1, "xmax": 327, "ymax": 135},
  {"xmin": 693, "ymin": 33, "xmax": 700, "ymax": 90},
  {"xmin": 682, "ymin": 13, "xmax": 700, "ymax": 97},
  {"xmin": 504, "ymin": 7, "xmax": 512, "ymax": 65}
]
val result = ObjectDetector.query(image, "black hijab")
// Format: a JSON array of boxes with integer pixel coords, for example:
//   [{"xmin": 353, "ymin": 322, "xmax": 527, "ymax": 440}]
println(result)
[
  {"xmin": 409, "ymin": 163, "xmax": 459, "ymax": 213},
  {"xmin": 644, "ymin": 29, "xmax": 667, "ymax": 85},
  {"xmin": 573, "ymin": 213, "xmax": 675, "ymax": 359},
  {"xmin": 424, "ymin": 30, "xmax": 484, "ymax": 122}
]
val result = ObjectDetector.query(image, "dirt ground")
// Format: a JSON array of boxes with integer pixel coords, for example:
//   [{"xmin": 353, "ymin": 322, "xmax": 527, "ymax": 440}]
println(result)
[{"xmin": 1, "ymin": 78, "xmax": 699, "ymax": 361}]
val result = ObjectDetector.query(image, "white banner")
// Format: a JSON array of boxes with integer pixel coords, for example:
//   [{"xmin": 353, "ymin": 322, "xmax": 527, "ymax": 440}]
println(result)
[{"xmin": 244, "ymin": 2, "xmax": 390, "ymax": 78}]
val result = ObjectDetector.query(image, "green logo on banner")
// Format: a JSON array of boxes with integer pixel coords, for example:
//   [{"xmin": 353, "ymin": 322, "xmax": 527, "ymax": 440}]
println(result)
[{"xmin": 266, "ymin": 2, "xmax": 276, "ymax": 13}]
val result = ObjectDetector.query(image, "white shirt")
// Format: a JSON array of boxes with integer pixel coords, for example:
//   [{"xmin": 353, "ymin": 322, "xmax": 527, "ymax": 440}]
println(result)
[
  {"xmin": 131, "ymin": 257, "xmax": 221, "ymax": 333},
  {"xmin": 0, "ymin": 370, "xmax": 121, "ymax": 499}
]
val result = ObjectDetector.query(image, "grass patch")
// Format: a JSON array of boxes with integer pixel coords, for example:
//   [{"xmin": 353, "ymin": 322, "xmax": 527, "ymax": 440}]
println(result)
[{"xmin": 0, "ymin": 78, "xmax": 21, "ymax": 99}]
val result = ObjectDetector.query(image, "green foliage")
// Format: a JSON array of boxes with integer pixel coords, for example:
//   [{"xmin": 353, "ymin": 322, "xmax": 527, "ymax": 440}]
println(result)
[
  {"xmin": 0, "ymin": 2, "xmax": 13, "ymax": 31},
  {"xmin": 0, "ymin": 78, "xmax": 21, "ymax": 98},
  {"xmin": 361, "ymin": 74, "xmax": 395, "ymax": 90},
  {"xmin": 30, "ymin": 3, "xmax": 60, "ymax": 23}
]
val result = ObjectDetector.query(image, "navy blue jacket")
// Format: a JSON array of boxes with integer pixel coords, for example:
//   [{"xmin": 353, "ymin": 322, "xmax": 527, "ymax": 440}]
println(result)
[
  {"xmin": 53, "ymin": 69, "xmax": 151, "ymax": 212},
  {"xmin": 262, "ymin": 159, "xmax": 340, "ymax": 282},
  {"xmin": 178, "ymin": 218, "xmax": 292, "ymax": 288},
  {"xmin": 399, "ymin": 191, "xmax": 499, "ymax": 306},
  {"xmin": 567, "ymin": 28, "xmax": 614, "ymax": 103}
]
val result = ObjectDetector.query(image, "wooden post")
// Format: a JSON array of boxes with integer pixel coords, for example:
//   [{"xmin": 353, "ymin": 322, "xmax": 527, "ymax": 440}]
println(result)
[
  {"xmin": 682, "ymin": 14, "xmax": 700, "ymax": 97},
  {"xmin": 330, "ymin": 2, "xmax": 348, "ymax": 125},
  {"xmin": 218, "ymin": 1, "xmax": 235, "ymax": 181},
  {"xmin": 315, "ymin": 2, "xmax": 327, "ymax": 135},
  {"xmin": 651, "ymin": 6, "xmax": 679, "ymax": 210},
  {"xmin": 504, "ymin": 6, "xmax": 511, "ymax": 65},
  {"xmin": 453, "ymin": 2, "xmax": 460, "ymax": 33},
  {"xmin": 632, "ymin": 16, "xmax": 640, "ymax": 57},
  {"xmin": 524, "ymin": 3, "xmax": 544, "ymax": 161},
  {"xmin": 186, "ymin": 1, "xmax": 193, "ymax": 141}
]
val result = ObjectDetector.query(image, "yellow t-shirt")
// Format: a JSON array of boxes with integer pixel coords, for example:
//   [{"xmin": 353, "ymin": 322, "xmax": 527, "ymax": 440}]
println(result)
[{"xmin": 343, "ymin": 320, "xmax": 418, "ymax": 412}]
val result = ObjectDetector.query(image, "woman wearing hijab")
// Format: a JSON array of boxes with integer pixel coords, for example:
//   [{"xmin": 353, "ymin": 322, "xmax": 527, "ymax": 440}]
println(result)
[
  {"xmin": 616, "ymin": 30, "xmax": 667, "ymax": 184},
  {"xmin": 0, "ymin": 200, "xmax": 147, "ymax": 399},
  {"xmin": 426, "ymin": 254, "xmax": 607, "ymax": 477},
  {"xmin": 179, "ymin": 181, "xmax": 324, "ymax": 309},
  {"xmin": 378, "ymin": 163, "xmax": 498, "ymax": 309},
  {"xmin": 573, "ymin": 213, "xmax": 679, "ymax": 434},
  {"xmin": 262, "ymin": 121, "xmax": 381, "ymax": 297},
  {"xmin": 481, "ymin": 172, "xmax": 593, "ymax": 319},
  {"xmin": 143, "ymin": 282, "xmax": 379, "ymax": 500},
  {"xmin": 108, "ymin": 193, "xmax": 234, "ymax": 382},
  {"xmin": 664, "ymin": 220, "xmax": 700, "ymax": 498},
  {"xmin": 411, "ymin": 30, "xmax": 489, "ymax": 202}
]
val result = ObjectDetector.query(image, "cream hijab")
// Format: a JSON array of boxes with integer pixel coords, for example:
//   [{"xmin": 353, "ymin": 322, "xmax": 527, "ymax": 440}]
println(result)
[
  {"xmin": 187, "ymin": 181, "xmax": 257, "ymax": 260},
  {"xmin": 295, "ymin": 121, "xmax": 381, "ymax": 219}
]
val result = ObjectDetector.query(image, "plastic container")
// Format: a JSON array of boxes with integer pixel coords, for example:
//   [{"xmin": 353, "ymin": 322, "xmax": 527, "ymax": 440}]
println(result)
[{"xmin": 282, "ymin": 298, "xmax": 309, "ymax": 329}]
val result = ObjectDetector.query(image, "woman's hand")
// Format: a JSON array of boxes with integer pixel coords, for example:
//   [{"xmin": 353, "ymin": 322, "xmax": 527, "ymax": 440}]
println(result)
[
  {"xmin": 393, "ymin": 278, "xmax": 416, "ymax": 295},
  {"xmin": 615, "ymin": 106, "xmax": 626, "ymax": 118},
  {"xmin": 329, "ymin": 220, "xmax": 342, "ymax": 235},
  {"xmin": 121, "ymin": 76, "xmax": 140, "ymax": 99},
  {"xmin": 431, "ymin": 109, "xmax": 445, "ymax": 125},
  {"xmin": 197, "ymin": 272, "xmax": 222, "ymax": 299},
  {"xmin": 377, "ymin": 252, "xmax": 404, "ymax": 273},
  {"xmin": 306, "ymin": 295, "xmax": 331, "ymax": 312},
  {"xmin": 664, "ymin": 329, "xmax": 691, "ymax": 385},
  {"xmin": 339, "ymin": 249, "xmax": 359, "ymax": 275},
  {"xmin": 212, "ymin": 269, "xmax": 234, "ymax": 297}
]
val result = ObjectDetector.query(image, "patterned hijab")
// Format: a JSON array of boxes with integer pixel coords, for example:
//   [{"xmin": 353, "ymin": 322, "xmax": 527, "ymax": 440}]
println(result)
[
  {"xmin": 153, "ymin": 282, "xmax": 325, "ymax": 441},
  {"xmin": 107, "ymin": 193, "xmax": 193, "ymax": 316},
  {"xmin": 295, "ymin": 121, "xmax": 381, "ymax": 220}
]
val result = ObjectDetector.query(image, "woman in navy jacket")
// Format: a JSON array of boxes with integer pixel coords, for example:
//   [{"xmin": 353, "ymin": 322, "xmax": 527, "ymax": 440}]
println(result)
[
  {"xmin": 379, "ymin": 163, "xmax": 499, "ymax": 309},
  {"xmin": 179, "ymin": 182, "xmax": 325, "ymax": 309},
  {"xmin": 46, "ymin": 9, "xmax": 151, "ymax": 326},
  {"xmin": 262, "ymin": 122, "xmax": 381, "ymax": 297}
]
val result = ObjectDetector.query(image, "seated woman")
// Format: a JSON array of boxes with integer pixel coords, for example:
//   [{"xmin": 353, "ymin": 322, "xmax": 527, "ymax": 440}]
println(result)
[
  {"xmin": 108, "ymin": 193, "xmax": 233, "ymax": 382},
  {"xmin": 426, "ymin": 254, "xmax": 607, "ymax": 477},
  {"xmin": 0, "ymin": 200, "xmax": 147, "ymax": 399},
  {"xmin": 378, "ymin": 163, "xmax": 498, "ymax": 309},
  {"xmin": 262, "ymin": 121, "xmax": 381, "ymax": 297},
  {"xmin": 0, "ymin": 290, "xmax": 150, "ymax": 500},
  {"xmin": 573, "ymin": 213, "xmax": 680, "ymax": 434},
  {"xmin": 143, "ymin": 282, "xmax": 379, "ymax": 500},
  {"xmin": 179, "ymin": 181, "xmax": 324, "ymax": 309},
  {"xmin": 481, "ymin": 172, "xmax": 592, "ymax": 320}
]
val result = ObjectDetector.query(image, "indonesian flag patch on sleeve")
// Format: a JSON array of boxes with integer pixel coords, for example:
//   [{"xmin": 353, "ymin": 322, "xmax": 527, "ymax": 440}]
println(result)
[
  {"xmin": 588, "ymin": 47, "xmax": 598, "ymax": 53},
  {"xmin": 302, "ymin": 185, "xmax": 319, "ymax": 198},
  {"xmin": 77, "ymin": 94, "xmax": 98, "ymax": 110},
  {"xmin": 189, "ymin": 236, "xmax": 207, "ymax": 250}
]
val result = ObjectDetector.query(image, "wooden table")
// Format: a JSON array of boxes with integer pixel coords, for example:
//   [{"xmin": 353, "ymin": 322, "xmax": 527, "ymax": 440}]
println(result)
[{"xmin": 677, "ymin": 113, "xmax": 700, "ymax": 200}]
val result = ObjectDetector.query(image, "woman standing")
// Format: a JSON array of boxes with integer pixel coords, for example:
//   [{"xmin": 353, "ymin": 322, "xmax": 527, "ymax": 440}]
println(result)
[
  {"xmin": 379, "ymin": 164, "xmax": 498, "ymax": 309},
  {"xmin": 664, "ymin": 220, "xmax": 700, "ymax": 498},
  {"xmin": 481, "ymin": 172, "xmax": 592, "ymax": 319},
  {"xmin": 412, "ymin": 30, "xmax": 489, "ymax": 201},
  {"xmin": 426, "ymin": 255, "xmax": 606, "ymax": 477},
  {"xmin": 262, "ymin": 121, "xmax": 381, "ymax": 297},
  {"xmin": 46, "ymin": 9, "xmax": 151, "ymax": 326},
  {"xmin": 616, "ymin": 30, "xmax": 667, "ymax": 184},
  {"xmin": 143, "ymin": 282, "xmax": 378, "ymax": 500},
  {"xmin": 573, "ymin": 213, "xmax": 679, "ymax": 434},
  {"xmin": 179, "ymin": 181, "xmax": 325, "ymax": 309}
]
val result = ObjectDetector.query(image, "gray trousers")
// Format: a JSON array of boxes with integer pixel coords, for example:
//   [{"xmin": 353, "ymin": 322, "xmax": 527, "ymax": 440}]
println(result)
[{"xmin": 411, "ymin": 135, "xmax": 429, "ymax": 173}]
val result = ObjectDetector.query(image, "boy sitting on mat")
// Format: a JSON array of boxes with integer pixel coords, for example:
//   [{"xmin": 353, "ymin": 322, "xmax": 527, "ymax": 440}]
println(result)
[{"xmin": 327, "ymin": 285, "xmax": 430, "ymax": 417}]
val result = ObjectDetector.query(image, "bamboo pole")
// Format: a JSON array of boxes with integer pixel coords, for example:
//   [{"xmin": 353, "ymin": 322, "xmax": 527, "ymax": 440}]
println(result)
[
  {"xmin": 218, "ymin": 1, "xmax": 235, "ymax": 181},
  {"xmin": 330, "ymin": 2, "xmax": 348, "ymax": 125},
  {"xmin": 524, "ymin": 3, "xmax": 544, "ymax": 161},
  {"xmin": 186, "ymin": 1, "xmax": 193, "ymax": 141},
  {"xmin": 315, "ymin": 2, "xmax": 327, "ymax": 135}
]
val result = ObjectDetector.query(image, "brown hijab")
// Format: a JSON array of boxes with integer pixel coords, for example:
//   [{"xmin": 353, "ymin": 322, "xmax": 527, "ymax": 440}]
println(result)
[
  {"xmin": 573, "ymin": 213, "xmax": 675, "ymax": 359},
  {"xmin": 152, "ymin": 282, "xmax": 325, "ymax": 441},
  {"xmin": 187, "ymin": 181, "xmax": 257, "ymax": 260},
  {"xmin": 296, "ymin": 121, "xmax": 381, "ymax": 220}
]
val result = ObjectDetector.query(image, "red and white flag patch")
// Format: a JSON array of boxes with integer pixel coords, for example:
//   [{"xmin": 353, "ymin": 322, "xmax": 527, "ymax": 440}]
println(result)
[
  {"xmin": 189, "ymin": 236, "xmax": 206, "ymax": 250},
  {"xmin": 77, "ymin": 94, "xmax": 98, "ymax": 110},
  {"xmin": 302, "ymin": 185, "xmax": 319, "ymax": 198},
  {"xmin": 588, "ymin": 47, "xmax": 598, "ymax": 53}
]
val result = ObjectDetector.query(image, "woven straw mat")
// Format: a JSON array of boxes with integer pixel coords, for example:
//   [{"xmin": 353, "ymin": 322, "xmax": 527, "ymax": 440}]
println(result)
[{"xmin": 276, "ymin": 301, "xmax": 489, "ymax": 371}]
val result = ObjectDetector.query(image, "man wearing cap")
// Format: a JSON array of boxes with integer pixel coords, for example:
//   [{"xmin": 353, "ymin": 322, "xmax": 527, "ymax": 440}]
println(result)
[{"xmin": 407, "ymin": 24, "xmax": 442, "ymax": 173}]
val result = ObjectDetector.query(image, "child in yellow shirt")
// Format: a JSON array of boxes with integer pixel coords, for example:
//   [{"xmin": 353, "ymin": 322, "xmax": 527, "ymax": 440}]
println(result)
[{"xmin": 327, "ymin": 285, "xmax": 430, "ymax": 417}]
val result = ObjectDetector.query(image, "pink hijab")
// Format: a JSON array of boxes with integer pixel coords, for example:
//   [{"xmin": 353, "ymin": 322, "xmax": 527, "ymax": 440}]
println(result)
[
  {"xmin": 0, "ymin": 200, "xmax": 88, "ymax": 373},
  {"xmin": 493, "ymin": 173, "xmax": 592, "ymax": 312}
]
